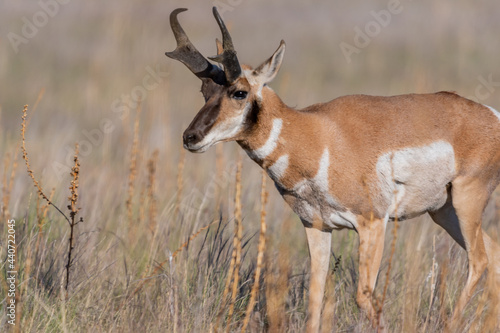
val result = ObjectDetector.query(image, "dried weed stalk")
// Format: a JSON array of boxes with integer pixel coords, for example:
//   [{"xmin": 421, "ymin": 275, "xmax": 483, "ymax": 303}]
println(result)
[
  {"xmin": 174, "ymin": 142, "xmax": 186, "ymax": 216},
  {"xmin": 216, "ymin": 157, "xmax": 243, "ymax": 331},
  {"xmin": 147, "ymin": 149, "xmax": 159, "ymax": 233},
  {"xmin": 66, "ymin": 143, "xmax": 83, "ymax": 292},
  {"xmin": 226, "ymin": 157, "xmax": 244, "ymax": 332},
  {"xmin": 126, "ymin": 102, "xmax": 141, "ymax": 228},
  {"xmin": 22, "ymin": 105, "xmax": 71, "ymax": 225},
  {"xmin": 22, "ymin": 105, "xmax": 83, "ymax": 292},
  {"xmin": 242, "ymin": 169, "xmax": 268, "ymax": 332},
  {"xmin": 2, "ymin": 90, "xmax": 44, "ymax": 220},
  {"xmin": 265, "ymin": 243, "xmax": 290, "ymax": 331}
]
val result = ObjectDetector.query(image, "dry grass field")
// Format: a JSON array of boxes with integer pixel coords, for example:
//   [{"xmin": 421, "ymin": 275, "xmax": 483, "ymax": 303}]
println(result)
[{"xmin": 1, "ymin": 0, "xmax": 500, "ymax": 332}]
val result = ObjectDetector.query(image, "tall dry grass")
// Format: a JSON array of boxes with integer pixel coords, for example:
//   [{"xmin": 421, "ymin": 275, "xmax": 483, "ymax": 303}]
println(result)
[
  {"xmin": 241, "ymin": 170, "xmax": 268, "ymax": 332},
  {"xmin": 1, "ymin": 0, "xmax": 500, "ymax": 332}
]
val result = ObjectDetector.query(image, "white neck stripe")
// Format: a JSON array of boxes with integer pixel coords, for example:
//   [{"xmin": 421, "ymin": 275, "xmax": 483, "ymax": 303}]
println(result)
[
  {"xmin": 251, "ymin": 118, "xmax": 283, "ymax": 160},
  {"xmin": 268, "ymin": 154, "xmax": 289, "ymax": 182}
]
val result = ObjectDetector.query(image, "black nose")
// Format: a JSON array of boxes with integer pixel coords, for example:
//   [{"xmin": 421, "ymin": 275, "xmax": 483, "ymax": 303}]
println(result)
[{"xmin": 183, "ymin": 130, "xmax": 201, "ymax": 146}]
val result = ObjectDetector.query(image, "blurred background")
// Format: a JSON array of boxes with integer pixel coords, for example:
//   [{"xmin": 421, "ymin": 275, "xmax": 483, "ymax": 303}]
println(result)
[
  {"xmin": 2, "ymin": 0, "xmax": 500, "ymax": 176},
  {"xmin": 2, "ymin": 0, "xmax": 500, "ymax": 190},
  {"xmin": 1, "ymin": 0, "xmax": 499, "ymax": 331}
]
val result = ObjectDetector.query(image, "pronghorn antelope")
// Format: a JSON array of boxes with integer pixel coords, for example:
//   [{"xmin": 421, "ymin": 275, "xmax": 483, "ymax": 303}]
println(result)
[{"xmin": 166, "ymin": 7, "xmax": 500, "ymax": 332}]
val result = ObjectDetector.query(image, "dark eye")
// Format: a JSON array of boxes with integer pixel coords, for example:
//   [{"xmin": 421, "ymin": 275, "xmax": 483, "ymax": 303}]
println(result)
[{"xmin": 232, "ymin": 91, "xmax": 248, "ymax": 100}]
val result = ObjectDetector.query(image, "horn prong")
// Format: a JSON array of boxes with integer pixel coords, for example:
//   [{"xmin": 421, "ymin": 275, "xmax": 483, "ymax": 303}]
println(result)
[
  {"xmin": 166, "ymin": 8, "xmax": 226, "ymax": 85},
  {"xmin": 208, "ymin": 7, "xmax": 242, "ymax": 83}
]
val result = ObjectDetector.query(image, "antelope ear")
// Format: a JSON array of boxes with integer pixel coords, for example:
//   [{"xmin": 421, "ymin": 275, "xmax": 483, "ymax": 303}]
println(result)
[{"xmin": 253, "ymin": 40, "xmax": 286, "ymax": 85}]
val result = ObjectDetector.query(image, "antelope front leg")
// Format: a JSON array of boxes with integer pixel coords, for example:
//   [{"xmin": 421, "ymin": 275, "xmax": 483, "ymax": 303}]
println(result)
[
  {"xmin": 356, "ymin": 216, "xmax": 387, "ymax": 330},
  {"xmin": 304, "ymin": 226, "xmax": 332, "ymax": 333}
]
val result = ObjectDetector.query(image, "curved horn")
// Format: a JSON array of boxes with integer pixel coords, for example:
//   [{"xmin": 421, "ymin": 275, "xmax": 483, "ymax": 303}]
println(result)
[
  {"xmin": 208, "ymin": 7, "xmax": 242, "ymax": 83},
  {"xmin": 166, "ymin": 8, "xmax": 226, "ymax": 85}
]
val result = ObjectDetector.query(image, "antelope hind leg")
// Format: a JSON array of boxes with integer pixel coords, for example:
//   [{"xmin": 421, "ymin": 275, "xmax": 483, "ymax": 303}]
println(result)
[
  {"xmin": 446, "ymin": 177, "xmax": 491, "ymax": 330},
  {"xmin": 429, "ymin": 184, "xmax": 500, "ymax": 329}
]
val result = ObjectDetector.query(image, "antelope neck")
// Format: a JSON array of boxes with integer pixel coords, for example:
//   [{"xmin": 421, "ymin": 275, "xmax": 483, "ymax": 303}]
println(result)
[
  {"xmin": 237, "ymin": 87, "xmax": 328, "ymax": 193},
  {"xmin": 238, "ymin": 88, "xmax": 294, "ymax": 166}
]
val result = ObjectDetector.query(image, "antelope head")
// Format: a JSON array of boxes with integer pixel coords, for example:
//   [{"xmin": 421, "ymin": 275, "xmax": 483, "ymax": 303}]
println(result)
[{"xmin": 166, "ymin": 7, "xmax": 285, "ymax": 153}]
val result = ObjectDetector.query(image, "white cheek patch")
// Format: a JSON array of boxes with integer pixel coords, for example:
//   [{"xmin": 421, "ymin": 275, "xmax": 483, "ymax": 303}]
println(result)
[
  {"xmin": 484, "ymin": 105, "xmax": 500, "ymax": 122},
  {"xmin": 195, "ymin": 102, "xmax": 251, "ymax": 149},
  {"xmin": 250, "ymin": 118, "xmax": 283, "ymax": 160},
  {"xmin": 267, "ymin": 154, "xmax": 289, "ymax": 182},
  {"xmin": 376, "ymin": 141, "xmax": 456, "ymax": 219}
]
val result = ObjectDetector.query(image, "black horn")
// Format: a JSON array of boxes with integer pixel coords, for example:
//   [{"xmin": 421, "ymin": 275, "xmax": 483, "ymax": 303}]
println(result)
[
  {"xmin": 165, "ymin": 8, "xmax": 226, "ymax": 85},
  {"xmin": 208, "ymin": 7, "xmax": 242, "ymax": 83}
]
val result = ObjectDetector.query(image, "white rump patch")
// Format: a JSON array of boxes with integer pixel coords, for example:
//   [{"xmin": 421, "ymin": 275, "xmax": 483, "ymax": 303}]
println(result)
[
  {"xmin": 251, "ymin": 118, "xmax": 283, "ymax": 160},
  {"xmin": 376, "ymin": 141, "xmax": 456, "ymax": 219},
  {"xmin": 484, "ymin": 105, "xmax": 500, "ymax": 122},
  {"xmin": 267, "ymin": 154, "xmax": 289, "ymax": 182}
]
